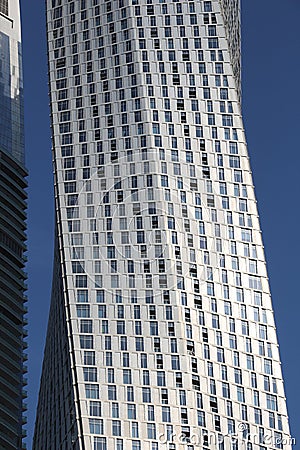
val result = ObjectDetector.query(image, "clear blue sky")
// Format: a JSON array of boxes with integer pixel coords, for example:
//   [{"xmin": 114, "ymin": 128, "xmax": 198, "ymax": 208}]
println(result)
[{"xmin": 21, "ymin": 0, "xmax": 300, "ymax": 447}]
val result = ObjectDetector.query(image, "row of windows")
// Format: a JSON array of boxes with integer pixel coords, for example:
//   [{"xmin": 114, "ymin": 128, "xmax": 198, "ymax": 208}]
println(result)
[
  {"xmin": 79, "ymin": 330, "xmax": 274, "ymax": 367},
  {"xmin": 88, "ymin": 401, "xmax": 281, "ymax": 436},
  {"xmin": 78, "ymin": 317, "xmax": 269, "ymax": 342},
  {"xmin": 85, "ymin": 381, "xmax": 281, "ymax": 418},
  {"xmin": 52, "ymin": 0, "xmax": 214, "ymax": 20},
  {"xmin": 93, "ymin": 433, "xmax": 284, "ymax": 450},
  {"xmin": 77, "ymin": 298, "xmax": 267, "ymax": 320}
]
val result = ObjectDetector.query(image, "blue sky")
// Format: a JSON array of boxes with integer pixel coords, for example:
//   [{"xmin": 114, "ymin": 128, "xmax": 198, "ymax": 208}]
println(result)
[{"xmin": 21, "ymin": 0, "xmax": 300, "ymax": 447}]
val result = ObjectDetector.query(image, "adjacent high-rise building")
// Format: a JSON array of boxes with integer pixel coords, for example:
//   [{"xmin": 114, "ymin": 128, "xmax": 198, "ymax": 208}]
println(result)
[
  {"xmin": 34, "ymin": 1, "xmax": 291, "ymax": 449},
  {"xmin": 0, "ymin": 1, "xmax": 27, "ymax": 448}
]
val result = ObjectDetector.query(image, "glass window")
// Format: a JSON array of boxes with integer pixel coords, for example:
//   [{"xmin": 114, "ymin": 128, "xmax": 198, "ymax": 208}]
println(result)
[
  {"xmin": 162, "ymin": 406, "xmax": 171, "ymax": 422},
  {"xmin": 94, "ymin": 437, "xmax": 107, "ymax": 450},
  {"xmin": 127, "ymin": 404, "xmax": 136, "ymax": 419},
  {"xmin": 89, "ymin": 419, "xmax": 103, "ymax": 434}
]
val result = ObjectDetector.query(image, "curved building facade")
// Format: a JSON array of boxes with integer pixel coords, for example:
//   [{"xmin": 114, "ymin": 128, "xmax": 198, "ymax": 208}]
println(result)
[
  {"xmin": 0, "ymin": 1, "xmax": 27, "ymax": 449},
  {"xmin": 34, "ymin": 1, "xmax": 291, "ymax": 449}
]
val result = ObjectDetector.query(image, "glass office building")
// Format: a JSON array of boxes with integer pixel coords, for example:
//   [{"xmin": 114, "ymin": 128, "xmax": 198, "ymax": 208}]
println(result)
[
  {"xmin": 34, "ymin": 1, "xmax": 291, "ymax": 449},
  {"xmin": 0, "ymin": 1, "xmax": 27, "ymax": 448}
]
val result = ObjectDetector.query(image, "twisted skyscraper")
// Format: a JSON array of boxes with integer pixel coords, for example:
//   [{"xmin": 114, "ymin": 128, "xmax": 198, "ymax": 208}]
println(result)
[{"xmin": 34, "ymin": 1, "xmax": 291, "ymax": 449}]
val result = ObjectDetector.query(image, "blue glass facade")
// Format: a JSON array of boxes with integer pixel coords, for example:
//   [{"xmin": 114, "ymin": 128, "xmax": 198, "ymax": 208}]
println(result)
[
  {"xmin": 0, "ymin": 30, "xmax": 24, "ymax": 164},
  {"xmin": 0, "ymin": 2, "xmax": 27, "ymax": 448}
]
